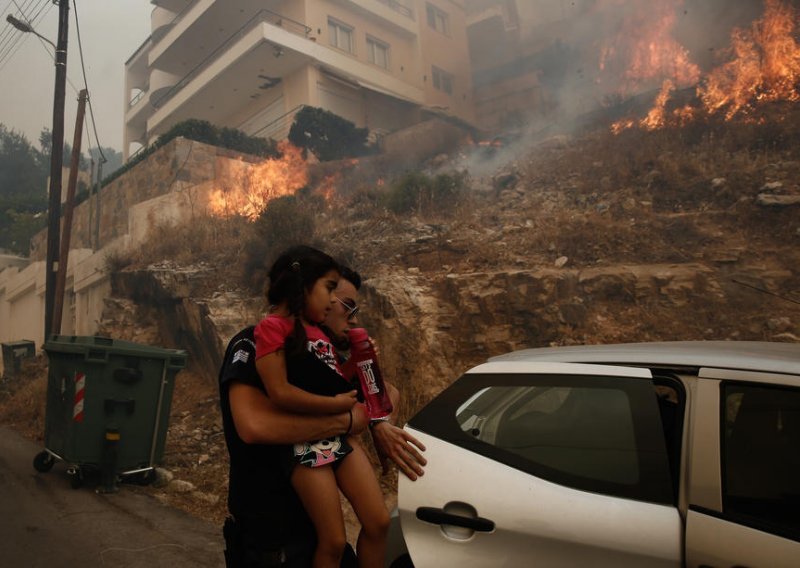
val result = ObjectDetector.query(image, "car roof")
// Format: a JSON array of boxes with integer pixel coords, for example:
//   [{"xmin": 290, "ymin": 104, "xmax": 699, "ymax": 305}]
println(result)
[{"xmin": 489, "ymin": 341, "xmax": 800, "ymax": 376}]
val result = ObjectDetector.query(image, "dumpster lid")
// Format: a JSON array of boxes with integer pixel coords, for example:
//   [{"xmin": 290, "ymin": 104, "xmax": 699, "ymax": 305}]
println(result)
[{"xmin": 44, "ymin": 335, "xmax": 186, "ymax": 363}]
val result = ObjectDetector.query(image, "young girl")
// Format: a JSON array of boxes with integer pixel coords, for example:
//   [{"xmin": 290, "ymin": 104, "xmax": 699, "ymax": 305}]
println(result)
[{"xmin": 254, "ymin": 245, "xmax": 389, "ymax": 568}]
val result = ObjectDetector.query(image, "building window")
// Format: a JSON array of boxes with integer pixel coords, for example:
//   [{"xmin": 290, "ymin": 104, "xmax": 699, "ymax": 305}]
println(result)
[
  {"xmin": 366, "ymin": 36, "xmax": 390, "ymax": 69},
  {"xmin": 432, "ymin": 65, "xmax": 453, "ymax": 95},
  {"xmin": 328, "ymin": 18, "xmax": 354, "ymax": 53},
  {"xmin": 426, "ymin": 3, "xmax": 449, "ymax": 35}
]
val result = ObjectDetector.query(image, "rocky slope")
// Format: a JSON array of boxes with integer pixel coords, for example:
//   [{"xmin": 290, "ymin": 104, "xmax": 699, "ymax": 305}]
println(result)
[{"xmin": 4, "ymin": 111, "xmax": 799, "ymax": 531}]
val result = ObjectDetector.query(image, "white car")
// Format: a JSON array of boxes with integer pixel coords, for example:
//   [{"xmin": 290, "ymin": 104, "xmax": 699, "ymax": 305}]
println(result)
[{"xmin": 387, "ymin": 341, "xmax": 800, "ymax": 567}]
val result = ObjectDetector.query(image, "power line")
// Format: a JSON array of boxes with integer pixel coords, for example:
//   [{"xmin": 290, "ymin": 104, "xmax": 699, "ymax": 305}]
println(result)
[
  {"xmin": 2, "ymin": 0, "xmax": 110, "ymax": 161},
  {"xmin": 0, "ymin": 0, "xmax": 52, "ymax": 71},
  {"xmin": 0, "ymin": 0, "xmax": 43, "ymax": 53},
  {"xmin": 0, "ymin": 0, "xmax": 28, "ymax": 52},
  {"xmin": 0, "ymin": 0, "xmax": 44, "ymax": 65},
  {"xmin": 71, "ymin": 0, "xmax": 104, "ymax": 162},
  {"xmin": 0, "ymin": 0, "xmax": 78, "ymax": 92}
]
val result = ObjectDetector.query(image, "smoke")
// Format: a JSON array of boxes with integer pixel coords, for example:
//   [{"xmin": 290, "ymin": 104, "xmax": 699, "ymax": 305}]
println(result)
[{"xmin": 455, "ymin": 0, "xmax": 780, "ymax": 177}]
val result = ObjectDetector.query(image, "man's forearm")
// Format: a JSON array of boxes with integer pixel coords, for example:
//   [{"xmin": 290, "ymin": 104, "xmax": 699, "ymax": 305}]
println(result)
[{"xmin": 230, "ymin": 383, "xmax": 367, "ymax": 444}]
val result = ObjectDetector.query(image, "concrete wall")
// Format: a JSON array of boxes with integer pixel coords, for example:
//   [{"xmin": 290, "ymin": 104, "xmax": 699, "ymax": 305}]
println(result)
[{"xmin": 0, "ymin": 136, "xmax": 262, "ymax": 373}]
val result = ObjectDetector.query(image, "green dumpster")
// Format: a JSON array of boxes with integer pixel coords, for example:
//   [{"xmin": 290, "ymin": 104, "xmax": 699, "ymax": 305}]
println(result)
[
  {"xmin": 34, "ymin": 335, "xmax": 187, "ymax": 490},
  {"xmin": 1, "ymin": 339, "xmax": 35, "ymax": 379}
]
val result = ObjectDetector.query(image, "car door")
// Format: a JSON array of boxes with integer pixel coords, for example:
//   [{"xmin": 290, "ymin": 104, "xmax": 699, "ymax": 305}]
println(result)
[
  {"xmin": 398, "ymin": 361, "xmax": 681, "ymax": 568},
  {"xmin": 685, "ymin": 368, "xmax": 800, "ymax": 568}
]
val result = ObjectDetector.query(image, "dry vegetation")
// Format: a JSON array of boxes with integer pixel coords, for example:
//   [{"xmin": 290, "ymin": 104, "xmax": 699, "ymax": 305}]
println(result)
[{"xmin": 2, "ymin": 105, "xmax": 799, "ymax": 529}]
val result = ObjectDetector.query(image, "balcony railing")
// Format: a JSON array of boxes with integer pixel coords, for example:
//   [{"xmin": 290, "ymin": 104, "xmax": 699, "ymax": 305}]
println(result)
[
  {"xmin": 376, "ymin": 0, "xmax": 414, "ymax": 19},
  {"xmin": 129, "ymin": 88, "xmax": 148, "ymax": 108},
  {"xmin": 151, "ymin": 9, "xmax": 312, "ymax": 110}
]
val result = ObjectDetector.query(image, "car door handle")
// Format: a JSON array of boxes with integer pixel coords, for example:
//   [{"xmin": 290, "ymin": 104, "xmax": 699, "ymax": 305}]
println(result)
[{"xmin": 416, "ymin": 507, "xmax": 495, "ymax": 532}]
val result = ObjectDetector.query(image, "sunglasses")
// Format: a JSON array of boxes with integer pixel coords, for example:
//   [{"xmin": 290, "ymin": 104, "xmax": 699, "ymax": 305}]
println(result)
[{"xmin": 336, "ymin": 297, "xmax": 359, "ymax": 319}]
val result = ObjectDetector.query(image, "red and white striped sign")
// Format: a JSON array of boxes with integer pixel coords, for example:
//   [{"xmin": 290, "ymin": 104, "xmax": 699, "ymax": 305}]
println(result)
[{"xmin": 73, "ymin": 372, "xmax": 85, "ymax": 422}]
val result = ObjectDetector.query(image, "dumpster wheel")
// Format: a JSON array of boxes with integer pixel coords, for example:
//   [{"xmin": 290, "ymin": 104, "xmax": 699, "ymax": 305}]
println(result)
[
  {"xmin": 68, "ymin": 467, "xmax": 84, "ymax": 489},
  {"xmin": 33, "ymin": 451, "xmax": 55, "ymax": 473}
]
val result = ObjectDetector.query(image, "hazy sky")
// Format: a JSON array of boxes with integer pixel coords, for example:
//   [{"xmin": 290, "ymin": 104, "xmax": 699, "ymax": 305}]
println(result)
[{"xmin": 0, "ymin": 1, "xmax": 151, "ymax": 153}]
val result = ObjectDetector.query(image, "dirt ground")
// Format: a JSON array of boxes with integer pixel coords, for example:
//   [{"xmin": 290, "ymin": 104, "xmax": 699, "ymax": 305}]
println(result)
[{"xmin": 0, "ymin": 358, "xmax": 396, "ymax": 542}]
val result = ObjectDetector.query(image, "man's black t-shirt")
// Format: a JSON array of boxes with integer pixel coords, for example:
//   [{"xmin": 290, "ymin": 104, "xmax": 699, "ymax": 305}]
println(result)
[{"xmin": 218, "ymin": 326, "xmax": 313, "ymax": 541}]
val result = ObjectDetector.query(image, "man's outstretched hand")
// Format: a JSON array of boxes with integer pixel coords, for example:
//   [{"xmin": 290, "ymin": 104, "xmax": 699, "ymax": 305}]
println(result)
[{"xmin": 370, "ymin": 421, "xmax": 427, "ymax": 480}]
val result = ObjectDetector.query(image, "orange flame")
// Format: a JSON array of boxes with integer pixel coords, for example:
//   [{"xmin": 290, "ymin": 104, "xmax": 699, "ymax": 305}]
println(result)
[
  {"xmin": 640, "ymin": 79, "xmax": 676, "ymax": 130},
  {"xmin": 207, "ymin": 141, "xmax": 308, "ymax": 220},
  {"xmin": 318, "ymin": 174, "xmax": 339, "ymax": 202},
  {"xmin": 611, "ymin": 79, "xmax": 678, "ymax": 132},
  {"xmin": 699, "ymin": 0, "xmax": 800, "ymax": 119},
  {"xmin": 612, "ymin": 0, "xmax": 800, "ymax": 133},
  {"xmin": 599, "ymin": 0, "xmax": 700, "ymax": 95}
]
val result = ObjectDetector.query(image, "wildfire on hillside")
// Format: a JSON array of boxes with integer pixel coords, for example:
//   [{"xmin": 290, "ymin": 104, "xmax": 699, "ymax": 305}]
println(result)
[
  {"xmin": 611, "ymin": 0, "xmax": 800, "ymax": 133},
  {"xmin": 207, "ymin": 140, "xmax": 307, "ymax": 220},
  {"xmin": 597, "ymin": 0, "xmax": 700, "ymax": 96},
  {"xmin": 700, "ymin": 0, "xmax": 800, "ymax": 118}
]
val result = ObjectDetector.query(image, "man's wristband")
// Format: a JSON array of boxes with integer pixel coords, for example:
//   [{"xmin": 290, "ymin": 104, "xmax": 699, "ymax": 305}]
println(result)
[{"xmin": 368, "ymin": 417, "xmax": 390, "ymax": 429}]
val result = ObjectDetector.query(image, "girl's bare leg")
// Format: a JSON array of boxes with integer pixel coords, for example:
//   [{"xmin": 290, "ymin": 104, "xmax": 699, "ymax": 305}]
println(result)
[
  {"xmin": 291, "ymin": 464, "xmax": 347, "ymax": 568},
  {"xmin": 335, "ymin": 442, "xmax": 390, "ymax": 568}
]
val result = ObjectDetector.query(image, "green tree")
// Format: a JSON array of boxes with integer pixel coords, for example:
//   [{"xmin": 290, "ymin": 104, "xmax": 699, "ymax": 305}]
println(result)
[
  {"xmin": 288, "ymin": 106, "xmax": 371, "ymax": 161},
  {"xmin": 87, "ymin": 146, "xmax": 123, "ymax": 179},
  {"xmin": 0, "ymin": 199, "xmax": 46, "ymax": 255},
  {"xmin": 38, "ymin": 127, "xmax": 90, "ymax": 171},
  {"xmin": 0, "ymin": 124, "xmax": 49, "ymax": 254},
  {"xmin": 0, "ymin": 125, "xmax": 47, "ymax": 198}
]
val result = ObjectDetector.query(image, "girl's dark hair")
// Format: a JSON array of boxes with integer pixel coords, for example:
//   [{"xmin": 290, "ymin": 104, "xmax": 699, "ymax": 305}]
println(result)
[{"xmin": 266, "ymin": 245, "xmax": 340, "ymax": 354}]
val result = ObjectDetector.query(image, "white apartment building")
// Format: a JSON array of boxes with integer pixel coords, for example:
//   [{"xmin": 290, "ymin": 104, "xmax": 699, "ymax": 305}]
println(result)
[{"xmin": 124, "ymin": 0, "xmax": 475, "ymax": 160}]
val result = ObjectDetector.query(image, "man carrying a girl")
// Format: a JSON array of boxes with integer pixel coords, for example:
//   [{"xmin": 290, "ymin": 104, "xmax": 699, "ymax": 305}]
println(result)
[{"xmin": 219, "ymin": 245, "xmax": 426, "ymax": 567}]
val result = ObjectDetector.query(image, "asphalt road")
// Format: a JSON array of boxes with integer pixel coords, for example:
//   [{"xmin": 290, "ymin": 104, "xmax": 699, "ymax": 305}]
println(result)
[{"xmin": 0, "ymin": 426, "xmax": 224, "ymax": 567}]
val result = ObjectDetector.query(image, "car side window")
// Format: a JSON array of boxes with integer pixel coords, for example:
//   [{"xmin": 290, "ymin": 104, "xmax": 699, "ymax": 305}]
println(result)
[
  {"xmin": 412, "ymin": 373, "xmax": 673, "ymax": 505},
  {"xmin": 458, "ymin": 385, "xmax": 640, "ymax": 485},
  {"xmin": 722, "ymin": 383, "xmax": 800, "ymax": 541}
]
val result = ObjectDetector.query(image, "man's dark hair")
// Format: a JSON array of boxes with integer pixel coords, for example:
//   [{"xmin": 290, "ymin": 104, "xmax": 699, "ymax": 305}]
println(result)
[{"xmin": 339, "ymin": 265, "xmax": 362, "ymax": 290}]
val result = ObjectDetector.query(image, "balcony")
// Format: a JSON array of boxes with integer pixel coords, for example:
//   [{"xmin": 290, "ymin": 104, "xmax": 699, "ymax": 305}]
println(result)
[
  {"xmin": 150, "ymin": 0, "xmax": 192, "ymax": 10},
  {"xmin": 376, "ymin": 0, "xmax": 414, "ymax": 19},
  {"xmin": 466, "ymin": 1, "xmax": 518, "ymax": 30},
  {"xmin": 145, "ymin": 7, "xmax": 424, "ymax": 142},
  {"xmin": 333, "ymin": 0, "xmax": 417, "ymax": 36},
  {"xmin": 149, "ymin": 9, "xmax": 311, "ymax": 111}
]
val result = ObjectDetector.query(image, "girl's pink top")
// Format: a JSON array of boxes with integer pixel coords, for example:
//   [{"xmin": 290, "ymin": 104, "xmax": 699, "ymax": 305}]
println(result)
[{"xmin": 254, "ymin": 314, "xmax": 342, "ymax": 376}]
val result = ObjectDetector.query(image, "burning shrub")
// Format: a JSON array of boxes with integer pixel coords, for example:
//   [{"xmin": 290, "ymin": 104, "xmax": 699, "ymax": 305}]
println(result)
[
  {"xmin": 289, "ymin": 106, "xmax": 371, "ymax": 162},
  {"xmin": 384, "ymin": 171, "xmax": 468, "ymax": 216},
  {"xmin": 241, "ymin": 194, "xmax": 320, "ymax": 292}
]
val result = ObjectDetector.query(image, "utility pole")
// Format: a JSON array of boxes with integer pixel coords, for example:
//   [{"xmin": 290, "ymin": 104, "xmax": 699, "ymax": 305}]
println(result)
[
  {"xmin": 44, "ymin": 0, "xmax": 70, "ymax": 339},
  {"xmin": 52, "ymin": 89, "xmax": 87, "ymax": 336}
]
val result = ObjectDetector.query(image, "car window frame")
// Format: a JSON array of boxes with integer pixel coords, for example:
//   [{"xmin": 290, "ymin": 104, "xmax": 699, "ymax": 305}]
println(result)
[
  {"xmin": 718, "ymin": 380, "xmax": 800, "ymax": 543},
  {"xmin": 409, "ymin": 371, "xmax": 674, "ymax": 505}
]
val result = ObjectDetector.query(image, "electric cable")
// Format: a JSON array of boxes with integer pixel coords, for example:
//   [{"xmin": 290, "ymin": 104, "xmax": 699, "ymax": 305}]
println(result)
[
  {"xmin": 71, "ymin": 0, "xmax": 105, "ymax": 162},
  {"xmin": 0, "ymin": 0, "xmax": 45, "ymax": 56},
  {"xmin": 0, "ymin": 0, "xmax": 45, "ymax": 64},
  {"xmin": 0, "ymin": 0, "xmax": 52, "ymax": 71}
]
